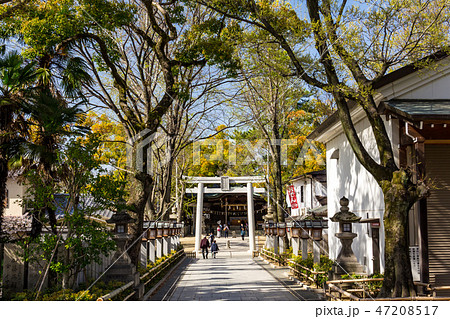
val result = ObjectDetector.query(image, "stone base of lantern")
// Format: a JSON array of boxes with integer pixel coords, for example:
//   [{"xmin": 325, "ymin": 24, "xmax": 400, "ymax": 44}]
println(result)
[
  {"xmin": 148, "ymin": 239, "xmax": 156, "ymax": 263},
  {"xmin": 291, "ymin": 237, "xmax": 299, "ymax": 256},
  {"xmin": 104, "ymin": 262, "xmax": 137, "ymax": 283},
  {"xmin": 163, "ymin": 237, "xmax": 170, "ymax": 255},
  {"xmin": 313, "ymin": 240, "xmax": 321, "ymax": 264},
  {"xmin": 278, "ymin": 237, "xmax": 285, "ymax": 254},
  {"xmin": 301, "ymin": 238, "xmax": 308, "ymax": 260},
  {"xmin": 104, "ymin": 234, "xmax": 138, "ymax": 283},
  {"xmin": 156, "ymin": 238, "xmax": 163, "ymax": 258},
  {"xmin": 140, "ymin": 242, "xmax": 148, "ymax": 267},
  {"xmin": 273, "ymin": 236, "xmax": 279, "ymax": 254},
  {"xmin": 332, "ymin": 232, "xmax": 365, "ymax": 279}
]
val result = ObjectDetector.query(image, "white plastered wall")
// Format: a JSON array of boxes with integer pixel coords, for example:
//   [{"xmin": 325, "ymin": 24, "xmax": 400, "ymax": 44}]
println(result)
[
  {"xmin": 5, "ymin": 178, "xmax": 26, "ymax": 217},
  {"xmin": 326, "ymin": 116, "xmax": 400, "ymax": 274}
]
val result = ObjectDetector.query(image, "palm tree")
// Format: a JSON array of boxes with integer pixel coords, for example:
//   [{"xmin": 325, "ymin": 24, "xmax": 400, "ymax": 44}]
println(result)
[
  {"xmin": 1, "ymin": 47, "xmax": 92, "ymax": 288},
  {"xmin": 21, "ymin": 92, "xmax": 84, "ymax": 236},
  {"xmin": 9, "ymin": 47, "xmax": 92, "ymax": 237},
  {"xmin": 0, "ymin": 51, "xmax": 36, "ymax": 239},
  {"xmin": 20, "ymin": 51, "xmax": 93, "ymax": 289}
]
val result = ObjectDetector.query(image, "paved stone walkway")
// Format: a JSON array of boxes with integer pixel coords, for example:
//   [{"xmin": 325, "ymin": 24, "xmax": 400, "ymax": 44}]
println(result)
[
  {"xmin": 158, "ymin": 236, "xmax": 322, "ymax": 301},
  {"xmin": 169, "ymin": 256, "xmax": 297, "ymax": 301}
]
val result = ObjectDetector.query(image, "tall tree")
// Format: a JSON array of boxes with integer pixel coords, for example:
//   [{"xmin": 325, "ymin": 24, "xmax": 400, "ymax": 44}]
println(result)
[
  {"xmin": 21, "ymin": 93, "xmax": 84, "ymax": 237},
  {"xmin": 54, "ymin": 0, "xmax": 238, "ymax": 266},
  {"xmin": 201, "ymin": 0, "xmax": 450, "ymax": 297},
  {"xmin": 236, "ymin": 49, "xmax": 313, "ymax": 225},
  {"xmin": 0, "ymin": 51, "xmax": 36, "ymax": 240},
  {"xmin": 150, "ymin": 64, "xmax": 240, "ymax": 221}
]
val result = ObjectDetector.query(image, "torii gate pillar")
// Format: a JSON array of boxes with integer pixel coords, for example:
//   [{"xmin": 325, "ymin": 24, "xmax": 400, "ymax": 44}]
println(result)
[
  {"xmin": 247, "ymin": 182, "xmax": 256, "ymax": 252},
  {"xmin": 194, "ymin": 182, "xmax": 204, "ymax": 256}
]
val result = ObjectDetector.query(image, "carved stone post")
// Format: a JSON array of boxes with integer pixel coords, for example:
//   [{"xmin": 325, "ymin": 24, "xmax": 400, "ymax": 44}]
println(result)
[{"xmin": 331, "ymin": 197, "xmax": 365, "ymax": 276}]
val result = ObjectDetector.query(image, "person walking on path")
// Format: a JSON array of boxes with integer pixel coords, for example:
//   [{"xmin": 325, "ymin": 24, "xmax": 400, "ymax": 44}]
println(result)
[
  {"xmin": 223, "ymin": 224, "xmax": 229, "ymax": 238},
  {"xmin": 209, "ymin": 232, "xmax": 215, "ymax": 245},
  {"xmin": 240, "ymin": 224, "xmax": 245, "ymax": 240},
  {"xmin": 217, "ymin": 224, "xmax": 222, "ymax": 238},
  {"xmin": 200, "ymin": 236, "xmax": 210, "ymax": 259},
  {"xmin": 211, "ymin": 240, "xmax": 219, "ymax": 258}
]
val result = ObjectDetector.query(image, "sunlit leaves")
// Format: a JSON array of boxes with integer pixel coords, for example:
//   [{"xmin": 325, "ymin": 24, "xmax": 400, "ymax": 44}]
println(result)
[
  {"xmin": 1, "ymin": 0, "xmax": 135, "ymax": 57},
  {"xmin": 78, "ymin": 111, "xmax": 126, "ymax": 171}
]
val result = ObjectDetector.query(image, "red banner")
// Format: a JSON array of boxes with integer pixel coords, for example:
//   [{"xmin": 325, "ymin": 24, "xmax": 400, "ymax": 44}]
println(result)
[{"xmin": 288, "ymin": 185, "xmax": 299, "ymax": 209}]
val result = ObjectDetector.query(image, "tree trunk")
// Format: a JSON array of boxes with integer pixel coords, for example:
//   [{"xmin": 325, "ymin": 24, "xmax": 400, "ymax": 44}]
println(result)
[
  {"xmin": 177, "ymin": 182, "xmax": 186, "ymax": 223},
  {"xmin": 61, "ymin": 248, "xmax": 70, "ymax": 289},
  {"xmin": 273, "ymin": 152, "xmax": 285, "ymax": 223},
  {"xmin": 378, "ymin": 170, "xmax": 425, "ymax": 297},
  {"xmin": 159, "ymin": 145, "xmax": 174, "ymax": 220},
  {"xmin": 127, "ymin": 170, "xmax": 153, "ymax": 268}
]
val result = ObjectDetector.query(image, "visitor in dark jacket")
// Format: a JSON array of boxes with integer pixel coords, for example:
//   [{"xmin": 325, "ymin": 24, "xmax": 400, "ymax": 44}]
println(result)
[
  {"xmin": 200, "ymin": 236, "xmax": 210, "ymax": 259},
  {"xmin": 211, "ymin": 240, "xmax": 219, "ymax": 258}
]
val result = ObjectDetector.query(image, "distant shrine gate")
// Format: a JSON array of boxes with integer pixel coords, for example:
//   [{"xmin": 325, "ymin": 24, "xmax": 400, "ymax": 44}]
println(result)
[{"xmin": 184, "ymin": 176, "xmax": 266, "ymax": 256}]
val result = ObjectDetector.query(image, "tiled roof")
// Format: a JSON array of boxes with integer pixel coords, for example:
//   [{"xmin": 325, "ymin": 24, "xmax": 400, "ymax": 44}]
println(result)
[
  {"xmin": 382, "ymin": 100, "xmax": 450, "ymax": 120},
  {"xmin": 1, "ymin": 214, "xmax": 32, "ymax": 236},
  {"xmin": 53, "ymin": 194, "xmax": 115, "ymax": 220}
]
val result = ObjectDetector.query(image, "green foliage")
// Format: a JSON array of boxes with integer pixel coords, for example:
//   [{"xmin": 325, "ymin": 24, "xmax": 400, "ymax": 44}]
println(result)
[
  {"xmin": 1, "ymin": 0, "xmax": 136, "ymax": 57},
  {"xmin": 19, "ymin": 132, "xmax": 130, "ymax": 287},
  {"xmin": 11, "ymin": 289, "xmax": 97, "ymax": 301},
  {"xmin": 291, "ymin": 253, "xmax": 334, "ymax": 287},
  {"xmin": 176, "ymin": 5, "xmax": 242, "ymax": 76},
  {"xmin": 18, "ymin": 212, "xmax": 116, "ymax": 281},
  {"xmin": 9, "ymin": 250, "xmax": 185, "ymax": 300},
  {"xmin": 341, "ymin": 272, "xmax": 384, "ymax": 292},
  {"xmin": 0, "ymin": 51, "xmax": 37, "ymax": 96},
  {"xmin": 9, "ymin": 280, "xmax": 127, "ymax": 300}
]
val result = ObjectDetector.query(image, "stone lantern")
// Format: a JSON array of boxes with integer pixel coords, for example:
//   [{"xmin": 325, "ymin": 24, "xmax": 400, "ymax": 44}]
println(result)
[
  {"xmin": 105, "ymin": 209, "xmax": 138, "ymax": 284},
  {"xmin": 268, "ymin": 222, "xmax": 275, "ymax": 235},
  {"xmin": 156, "ymin": 221, "xmax": 164, "ymax": 238},
  {"xmin": 298, "ymin": 220, "xmax": 310, "ymax": 239},
  {"xmin": 263, "ymin": 206, "xmax": 276, "ymax": 251},
  {"xmin": 330, "ymin": 197, "xmax": 365, "ymax": 277},
  {"xmin": 311, "ymin": 219, "xmax": 328, "ymax": 241},
  {"xmin": 106, "ymin": 209, "xmax": 135, "ymax": 262},
  {"xmin": 277, "ymin": 222, "xmax": 286, "ymax": 237},
  {"xmin": 263, "ymin": 205, "xmax": 275, "ymax": 222},
  {"xmin": 163, "ymin": 222, "xmax": 170, "ymax": 237},
  {"xmin": 289, "ymin": 221, "xmax": 301, "ymax": 257},
  {"xmin": 145, "ymin": 221, "xmax": 157, "ymax": 264},
  {"xmin": 147, "ymin": 221, "xmax": 157, "ymax": 240},
  {"xmin": 108, "ymin": 208, "xmax": 135, "ymax": 235},
  {"xmin": 289, "ymin": 221, "xmax": 301, "ymax": 238},
  {"xmin": 162, "ymin": 222, "xmax": 170, "ymax": 255}
]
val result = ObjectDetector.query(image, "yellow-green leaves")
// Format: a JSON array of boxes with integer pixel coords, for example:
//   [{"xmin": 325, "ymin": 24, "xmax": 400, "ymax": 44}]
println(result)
[{"xmin": 2, "ymin": 0, "xmax": 135, "ymax": 57}]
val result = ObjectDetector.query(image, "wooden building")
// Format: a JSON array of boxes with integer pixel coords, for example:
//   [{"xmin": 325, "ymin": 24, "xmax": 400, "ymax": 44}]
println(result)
[{"xmin": 308, "ymin": 52, "xmax": 450, "ymax": 292}]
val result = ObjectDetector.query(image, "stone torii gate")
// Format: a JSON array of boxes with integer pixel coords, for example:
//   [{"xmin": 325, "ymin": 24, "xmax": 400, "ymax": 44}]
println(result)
[{"xmin": 184, "ymin": 176, "xmax": 266, "ymax": 256}]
